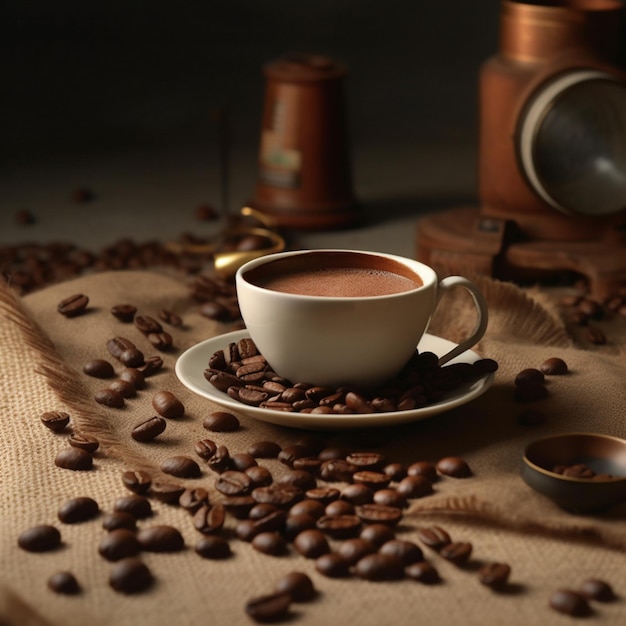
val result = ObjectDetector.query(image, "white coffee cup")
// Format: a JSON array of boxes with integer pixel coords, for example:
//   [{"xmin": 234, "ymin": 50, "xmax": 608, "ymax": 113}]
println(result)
[{"xmin": 236, "ymin": 249, "xmax": 488, "ymax": 388}]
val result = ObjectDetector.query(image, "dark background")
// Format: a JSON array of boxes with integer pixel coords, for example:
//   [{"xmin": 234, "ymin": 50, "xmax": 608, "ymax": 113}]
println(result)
[{"xmin": 3, "ymin": 0, "xmax": 501, "ymax": 166}]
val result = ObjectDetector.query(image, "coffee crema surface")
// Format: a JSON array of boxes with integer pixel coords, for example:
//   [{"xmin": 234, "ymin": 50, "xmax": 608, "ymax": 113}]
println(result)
[{"xmin": 255, "ymin": 267, "xmax": 422, "ymax": 297}]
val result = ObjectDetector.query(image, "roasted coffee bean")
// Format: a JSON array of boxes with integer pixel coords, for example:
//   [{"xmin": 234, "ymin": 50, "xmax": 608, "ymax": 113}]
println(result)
[
  {"xmin": 293, "ymin": 529, "xmax": 330, "ymax": 558},
  {"xmin": 113, "ymin": 495, "xmax": 152, "ymax": 519},
  {"xmin": 58, "ymin": 496, "xmax": 99, "ymax": 523},
  {"xmin": 108, "ymin": 379, "xmax": 136, "ymax": 398},
  {"xmin": 55, "ymin": 447, "xmax": 93, "ymax": 471},
  {"xmin": 562, "ymin": 463, "xmax": 596, "ymax": 479},
  {"xmin": 179, "ymin": 488, "xmax": 210, "ymax": 513},
  {"xmin": 360, "ymin": 523, "xmax": 396, "ymax": 547},
  {"xmin": 102, "ymin": 512, "xmax": 137, "ymax": 532},
  {"xmin": 252, "ymin": 485, "xmax": 303, "ymax": 509},
  {"xmin": 194, "ymin": 438, "xmax": 217, "ymax": 460},
  {"xmin": 150, "ymin": 481, "xmax": 186, "ymax": 504},
  {"xmin": 193, "ymin": 503, "xmax": 226, "ymax": 534},
  {"xmin": 320, "ymin": 459, "xmax": 357, "ymax": 482},
  {"xmin": 337, "ymin": 538, "xmax": 378, "ymax": 565},
  {"xmin": 57, "ymin": 293, "xmax": 89, "ymax": 317},
  {"xmin": 579, "ymin": 579, "xmax": 616, "ymax": 602},
  {"xmin": 278, "ymin": 444, "xmax": 315, "ymax": 468},
  {"xmin": 274, "ymin": 571, "xmax": 317, "ymax": 602},
  {"xmin": 249, "ymin": 503, "xmax": 279, "ymax": 520},
  {"xmin": 248, "ymin": 440, "xmax": 282, "ymax": 459},
  {"xmin": 549, "ymin": 589, "xmax": 592, "ymax": 617},
  {"xmin": 252, "ymin": 531, "xmax": 287, "ymax": 556},
  {"xmin": 41, "ymin": 411, "xmax": 70, "ymax": 432},
  {"xmin": 134, "ymin": 315, "xmax": 162, "ymax": 334},
  {"xmin": 131, "ymin": 416, "xmax": 166, "ymax": 442},
  {"xmin": 137, "ymin": 356, "xmax": 163, "ymax": 377},
  {"xmin": 540, "ymin": 357, "xmax": 568, "ymax": 375},
  {"xmin": 379, "ymin": 539, "xmax": 423, "ymax": 565},
  {"xmin": 68, "ymin": 433, "xmax": 100, "ymax": 453},
  {"xmin": 137, "ymin": 525, "xmax": 184, "ymax": 552},
  {"xmin": 396, "ymin": 475, "xmax": 433, "ymax": 498},
  {"xmin": 152, "ymin": 390, "xmax": 185, "ymax": 418},
  {"xmin": 416, "ymin": 526, "xmax": 451, "ymax": 551},
  {"xmin": 222, "ymin": 495, "xmax": 257, "ymax": 519},
  {"xmin": 216, "ymin": 470, "xmax": 253, "ymax": 496},
  {"xmin": 318, "ymin": 447, "xmax": 348, "ymax": 461},
  {"xmin": 441, "ymin": 541, "xmax": 473, "ymax": 565},
  {"xmin": 478, "ymin": 562, "xmax": 511, "ymax": 589},
  {"xmin": 279, "ymin": 469, "xmax": 317, "ymax": 491},
  {"xmin": 316, "ymin": 514, "xmax": 361, "ymax": 539},
  {"xmin": 373, "ymin": 489, "xmax": 408, "ymax": 509},
  {"xmin": 94, "ymin": 388, "xmax": 125, "ymax": 409},
  {"xmin": 292, "ymin": 457, "xmax": 322, "ymax": 474},
  {"xmin": 230, "ymin": 453, "xmax": 258, "ymax": 472},
  {"xmin": 245, "ymin": 466, "xmax": 273, "ymax": 488},
  {"xmin": 18, "ymin": 525, "xmax": 62, "ymax": 552},
  {"xmin": 119, "ymin": 347, "xmax": 145, "ymax": 368},
  {"xmin": 355, "ymin": 504, "xmax": 403, "ymax": 526},
  {"xmin": 119, "ymin": 368, "xmax": 146, "ymax": 390},
  {"xmin": 285, "ymin": 514, "xmax": 316, "ymax": 542},
  {"xmin": 406, "ymin": 461, "xmax": 437, "ymax": 482},
  {"xmin": 121, "ymin": 470, "xmax": 152, "ymax": 494},
  {"xmin": 355, "ymin": 553, "xmax": 405, "ymax": 581},
  {"xmin": 405, "ymin": 561, "xmax": 441, "ymax": 584},
  {"xmin": 290, "ymin": 499, "xmax": 326, "ymax": 520},
  {"xmin": 306, "ymin": 487, "xmax": 340, "ymax": 505},
  {"xmin": 207, "ymin": 445, "xmax": 231, "ymax": 473},
  {"xmin": 245, "ymin": 591, "xmax": 291, "ymax": 623},
  {"xmin": 47, "ymin": 571, "xmax": 81, "ymax": 594},
  {"xmin": 436, "ymin": 456, "xmax": 472, "ymax": 478},
  {"xmin": 98, "ymin": 529, "xmax": 141, "ymax": 561},
  {"xmin": 109, "ymin": 557, "xmax": 153, "ymax": 594},
  {"xmin": 514, "ymin": 368, "xmax": 545, "ymax": 385},
  {"xmin": 353, "ymin": 470, "xmax": 391, "ymax": 491},
  {"xmin": 195, "ymin": 535, "xmax": 232, "ymax": 559},
  {"xmin": 111, "ymin": 304, "xmax": 137, "ymax": 322},
  {"xmin": 346, "ymin": 452, "xmax": 386, "ymax": 470},
  {"xmin": 236, "ymin": 519, "xmax": 261, "ymax": 542},
  {"xmin": 148, "ymin": 331, "xmax": 173, "ymax": 351},
  {"xmin": 325, "ymin": 500, "xmax": 355, "ymax": 516},
  {"xmin": 203, "ymin": 411, "xmax": 240, "ymax": 432},
  {"xmin": 83, "ymin": 359, "xmax": 115, "ymax": 379},
  {"xmin": 159, "ymin": 309, "xmax": 183, "ymax": 327},
  {"xmin": 160, "ymin": 455, "xmax": 201, "ymax": 479},
  {"xmin": 315, "ymin": 553, "xmax": 351, "ymax": 578},
  {"xmin": 106, "ymin": 336, "xmax": 136, "ymax": 360}
]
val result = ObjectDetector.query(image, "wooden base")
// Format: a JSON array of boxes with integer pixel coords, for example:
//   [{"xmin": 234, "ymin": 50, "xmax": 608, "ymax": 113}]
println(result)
[{"xmin": 416, "ymin": 206, "xmax": 626, "ymax": 299}]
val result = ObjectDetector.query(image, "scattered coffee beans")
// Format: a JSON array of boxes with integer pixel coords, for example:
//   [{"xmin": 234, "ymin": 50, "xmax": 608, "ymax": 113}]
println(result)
[
  {"xmin": 151, "ymin": 390, "xmax": 185, "ymax": 418},
  {"xmin": 478, "ymin": 562, "xmax": 511, "ymax": 590},
  {"xmin": 40, "ymin": 410, "xmax": 70, "ymax": 432},
  {"xmin": 54, "ymin": 447, "xmax": 93, "ymax": 471},
  {"xmin": 274, "ymin": 571, "xmax": 317, "ymax": 602},
  {"xmin": 549, "ymin": 589, "xmax": 591, "ymax": 617},
  {"xmin": 113, "ymin": 495, "xmax": 152, "ymax": 519},
  {"xmin": 355, "ymin": 553, "xmax": 404, "ymax": 581},
  {"xmin": 68, "ymin": 433, "xmax": 100, "ymax": 453},
  {"xmin": 195, "ymin": 535, "xmax": 232, "ymax": 559},
  {"xmin": 405, "ymin": 561, "xmax": 441, "ymax": 584},
  {"xmin": 121, "ymin": 469, "xmax": 152, "ymax": 494},
  {"xmin": 57, "ymin": 293, "xmax": 89, "ymax": 317},
  {"xmin": 94, "ymin": 388, "xmax": 125, "ymax": 409},
  {"xmin": 18, "ymin": 525, "xmax": 62, "ymax": 552},
  {"xmin": 110, "ymin": 304, "xmax": 137, "ymax": 322},
  {"xmin": 160, "ymin": 455, "xmax": 202, "ymax": 479},
  {"xmin": 137, "ymin": 525, "xmax": 185, "ymax": 552},
  {"xmin": 436, "ymin": 457, "xmax": 472, "ymax": 478},
  {"xmin": 579, "ymin": 578, "xmax": 616, "ymax": 602},
  {"xmin": 109, "ymin": 557, "xmax": 153, "ymax": 594},
  {"xmin": 98, "ymin": 529, "xmax": 141, "ymax": 561},
  {"xmin": 57, "ymin": 496, "xmax": 99, "ymax": 524},
  {"xmin": 441, "ymin": 541, "xmax": 473, "ymax": 566},
  {"xmin": 540, "ymin": 357, "xmax": 568, "ymax": 375},
  {"xmin": 203, "ymin": 411, "xmax": 240, "ymax": 432},
  {"xmin": 131, "ymin": 416, "xmax": 167, "ymax": 442},
  {"xmin": 47, "ymin": 571, "xmax": 81, "ymax": 594},
  {"xmin": 83, "ymin": 359, "xmax": 115, "ymax": 378},
  {"xmin": 245, "ymin": 591, "xmax": 291, "ymax": 623}
]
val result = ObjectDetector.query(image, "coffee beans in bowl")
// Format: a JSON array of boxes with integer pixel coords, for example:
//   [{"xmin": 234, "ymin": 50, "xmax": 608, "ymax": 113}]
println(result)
[{"xmin": 521, "ymin": 433, "xmax": 626, "ymax": 513}]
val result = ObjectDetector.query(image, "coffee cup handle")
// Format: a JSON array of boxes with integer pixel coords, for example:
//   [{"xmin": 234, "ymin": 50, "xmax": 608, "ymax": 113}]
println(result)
[{"xmin": 431, "ymin": 276, "xmax": 488, "ymax": 366}]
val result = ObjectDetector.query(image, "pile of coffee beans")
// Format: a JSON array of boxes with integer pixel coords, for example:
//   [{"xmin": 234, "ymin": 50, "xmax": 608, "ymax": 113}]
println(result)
[
  {"xmin": 551, "ymin": 463, "xmax": 616, "ymax": 481},
  {"xmin": 204, "ymin": 338, "xmax": 498, "ymax": 415}
]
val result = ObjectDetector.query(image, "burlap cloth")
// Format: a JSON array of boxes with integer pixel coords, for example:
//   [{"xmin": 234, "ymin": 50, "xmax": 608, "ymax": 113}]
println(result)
[{"xmin": 1, "ymin": 270, "xmax": 624, "ymax": 626}]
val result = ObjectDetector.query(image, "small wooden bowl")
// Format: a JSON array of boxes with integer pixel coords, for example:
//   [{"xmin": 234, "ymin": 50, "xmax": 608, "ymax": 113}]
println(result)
[{"xmin": 521, "ymin": 433, "xmax": 626, "ymax": 514}]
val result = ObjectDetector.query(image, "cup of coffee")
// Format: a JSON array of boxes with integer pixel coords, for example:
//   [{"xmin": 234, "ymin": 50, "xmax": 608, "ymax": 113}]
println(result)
[{"xmin": 236, "ymin": 249, "xmax": 488, "ymax": 388}]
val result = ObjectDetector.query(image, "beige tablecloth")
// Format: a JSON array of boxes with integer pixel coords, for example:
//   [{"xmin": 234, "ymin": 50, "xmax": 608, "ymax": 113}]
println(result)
[{"xmin": 1, "ymin": 270, "xmax": 624, "ymax": 626}]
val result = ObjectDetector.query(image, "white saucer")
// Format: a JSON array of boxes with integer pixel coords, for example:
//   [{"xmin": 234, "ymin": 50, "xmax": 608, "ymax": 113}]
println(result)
[{"xmin": 175, "ymin": 330, "xmax": 494, "ymax": 430}]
